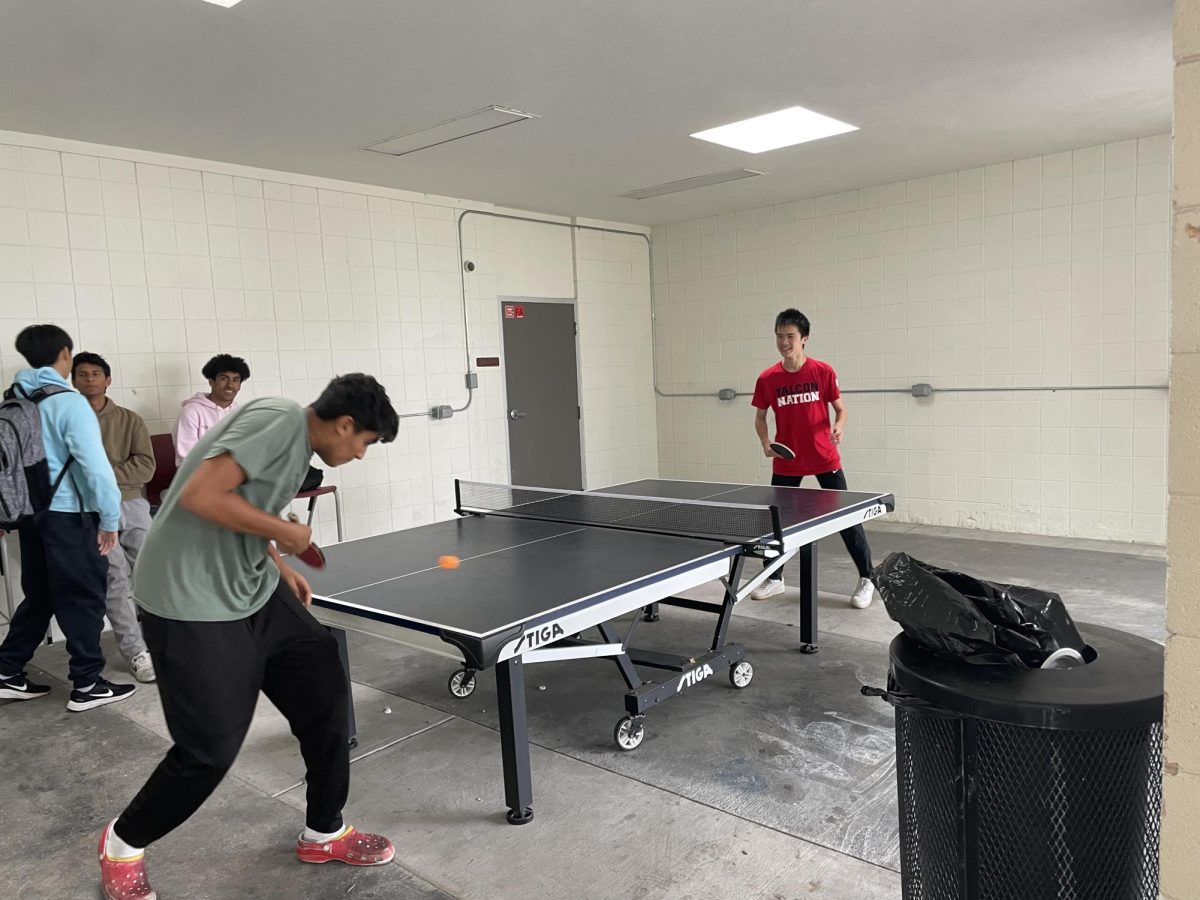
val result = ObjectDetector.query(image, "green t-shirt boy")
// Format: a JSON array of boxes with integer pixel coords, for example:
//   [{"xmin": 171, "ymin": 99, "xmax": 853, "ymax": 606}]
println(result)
[{"xmin": 134, "ymin": 398, "xmax": 312, "ymax": 621}]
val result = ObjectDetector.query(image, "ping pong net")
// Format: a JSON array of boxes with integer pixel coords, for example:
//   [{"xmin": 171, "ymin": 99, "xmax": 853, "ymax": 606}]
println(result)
[{"xmin": 454, "ymin": 480, "xmax": 783, "ymax": 547}]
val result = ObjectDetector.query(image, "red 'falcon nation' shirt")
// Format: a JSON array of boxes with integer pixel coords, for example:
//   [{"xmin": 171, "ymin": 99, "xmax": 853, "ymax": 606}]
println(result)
[{"xmin": 751, "ymin": 358, "xmax": 842, "ymax": 476}]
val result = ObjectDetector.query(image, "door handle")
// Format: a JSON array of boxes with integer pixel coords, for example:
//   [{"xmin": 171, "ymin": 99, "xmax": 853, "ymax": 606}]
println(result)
[{"xmin": 508, "ymin": 408, "xmax": 527, "ymax": 421}]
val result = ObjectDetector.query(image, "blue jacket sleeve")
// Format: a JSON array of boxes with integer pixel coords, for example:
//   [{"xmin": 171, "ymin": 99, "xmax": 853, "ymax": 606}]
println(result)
[{"xmin": 56, "ymin": 394, "xmax": 122, "ymax": 531}]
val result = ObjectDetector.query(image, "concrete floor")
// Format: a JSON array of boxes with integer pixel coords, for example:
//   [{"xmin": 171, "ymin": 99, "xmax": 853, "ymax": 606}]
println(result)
[{"xmin": 0, "ymin": 522, "xmax": 1165, "ymax": 899}]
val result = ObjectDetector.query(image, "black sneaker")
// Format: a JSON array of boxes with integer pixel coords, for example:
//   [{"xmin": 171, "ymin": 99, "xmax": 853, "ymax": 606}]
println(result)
[
  {"xmin": 0, "ymin": 672, "xmax": 51, "ymax": 702},
  {"xmin": 67, "ymin": 678, "xmax": 136, "ymax": 713}
]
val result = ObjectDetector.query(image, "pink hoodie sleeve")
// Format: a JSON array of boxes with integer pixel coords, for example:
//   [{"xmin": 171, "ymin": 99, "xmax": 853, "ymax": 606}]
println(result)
[{"xmin": 171, "ymin": 404, "xmax": 201, "ymax": 465}]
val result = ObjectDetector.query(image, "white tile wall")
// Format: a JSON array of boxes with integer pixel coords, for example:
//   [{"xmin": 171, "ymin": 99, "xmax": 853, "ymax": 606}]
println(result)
[
  {"xmin": 0, "ymin": 135, "xmax": 657, "ymax": 544},
  {"xmin": 575, "ymin": 230, "xmax": 658, "ymax": 488},
  {"xmin": 652, "ymin": 136, "xmax": 1171, "ymax": 544}
]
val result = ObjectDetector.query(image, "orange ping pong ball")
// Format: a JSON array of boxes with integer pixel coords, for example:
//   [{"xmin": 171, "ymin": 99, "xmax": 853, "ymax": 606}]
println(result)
[{"xmin": 438, "ymin": 554, "xmax": 461, "ymax": 570}]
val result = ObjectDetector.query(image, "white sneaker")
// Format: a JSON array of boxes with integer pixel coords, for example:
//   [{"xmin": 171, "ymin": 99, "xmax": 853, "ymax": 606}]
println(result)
[
  {"xmin": 129, "ymin": 651, "xmax": 156, "ymax": 683},
  {"xmin": 750, "ymin": 579, "xmax": 787, "ymax": 601},
  {"xmin": 850, "ymin": 577, "xmax": 875, "ymax": 609}
]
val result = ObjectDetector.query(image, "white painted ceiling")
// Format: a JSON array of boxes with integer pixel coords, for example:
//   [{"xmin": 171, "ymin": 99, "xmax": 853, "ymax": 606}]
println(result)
[{"xmin": 0, "ymin": 0, "xmax": 1173, "ymax": 226}]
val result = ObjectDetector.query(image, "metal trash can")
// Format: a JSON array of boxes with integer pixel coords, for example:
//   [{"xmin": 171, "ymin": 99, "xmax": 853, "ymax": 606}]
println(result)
[{"xmin": 880, "ymin": 622, "xmax": 1162, "ymax": 900}]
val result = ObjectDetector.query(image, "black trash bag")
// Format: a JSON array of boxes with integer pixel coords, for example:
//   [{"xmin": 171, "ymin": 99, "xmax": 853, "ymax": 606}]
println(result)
[{"xmin": 874, "ymin": 552, "xmax": 1087, "ymax": 667}]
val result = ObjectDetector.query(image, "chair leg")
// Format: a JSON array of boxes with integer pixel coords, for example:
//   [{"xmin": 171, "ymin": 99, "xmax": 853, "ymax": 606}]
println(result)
[
  {"xmin": 334, "ymin": 490, "xmax": 344, "ymax": 543},
  {"xmin": 306, "ymin": 496, "xmax": 317, "ymax": 527}
]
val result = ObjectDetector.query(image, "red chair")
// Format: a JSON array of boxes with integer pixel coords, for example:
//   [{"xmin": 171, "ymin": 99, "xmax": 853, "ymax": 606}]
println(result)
[
  {"xmin": 147, "ymin": 433, "xmax": 177, "ymax": 510},
  {"xmin": 295, "ymin": 484, "xmax": 344, "ymax": 543},
  {"xmin": 149, "ymin": 432, "xmax": 343, "ymax": 542}
]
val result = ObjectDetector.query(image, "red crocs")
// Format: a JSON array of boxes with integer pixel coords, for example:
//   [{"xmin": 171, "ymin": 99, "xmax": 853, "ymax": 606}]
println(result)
[
  {"xmin": 296, "ymin": 825, "xmax": 394, "ymax": 866},
  {"xmin": 98, "ymin": 821, "xmax": 156, "ymax": 900}
]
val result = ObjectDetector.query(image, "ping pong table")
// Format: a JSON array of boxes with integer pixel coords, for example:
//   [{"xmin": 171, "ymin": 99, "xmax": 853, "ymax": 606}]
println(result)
[{"xmin": 305, "ymin": 478, "xmax": 893, "ymax": 824}]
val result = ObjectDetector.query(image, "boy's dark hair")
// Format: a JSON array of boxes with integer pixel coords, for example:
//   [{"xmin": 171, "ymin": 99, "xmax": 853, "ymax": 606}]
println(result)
[
  {"xmin": 774, "ymin": 309, "xmax": 810, "ymax": 338},
  {"xmin": 71, "ymin": 351, "xmax": 111, "ymax": 379},
  {"xmin": 15, "ymin": 324, "xmax": 73, "ymax": 369},
  {"xmin": 312, "ymin": 374, "xmax": 399, "ymax": 443},
  {"xmin": 202, "ymin": 354, "xmax": 250, "ymax": 381}
]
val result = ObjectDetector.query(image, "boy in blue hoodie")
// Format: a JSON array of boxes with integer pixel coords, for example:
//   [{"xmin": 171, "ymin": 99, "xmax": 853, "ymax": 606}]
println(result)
[{"xmin": 0, "ymin": 324, "xmax": 135, "ymax": 712}]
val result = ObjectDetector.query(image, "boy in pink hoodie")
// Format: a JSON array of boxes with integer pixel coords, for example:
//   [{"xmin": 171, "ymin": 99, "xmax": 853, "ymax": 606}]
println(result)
[{"xmin": 171, "ymin": 354, "xmax": 250, "ymax": 465}]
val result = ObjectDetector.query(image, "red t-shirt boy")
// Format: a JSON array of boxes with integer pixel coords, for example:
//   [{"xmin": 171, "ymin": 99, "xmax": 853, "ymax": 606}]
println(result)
[
  {"xmin": 752, "ymin": 357, "xmax": 842, "ymax": 476},
  {"xmin": 749, "ymin": 309, "xmax": 875, "ymax": 609}
]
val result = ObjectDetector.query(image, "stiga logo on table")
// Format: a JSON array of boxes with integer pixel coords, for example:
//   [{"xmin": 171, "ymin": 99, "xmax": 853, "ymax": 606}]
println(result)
[
  {"xmin": 676, "ymin": 663, "xmax": 714, "ymax": 692},
  {"xmin": 515, "ymin": 622, "xmax": 564, "ymax": 653}
]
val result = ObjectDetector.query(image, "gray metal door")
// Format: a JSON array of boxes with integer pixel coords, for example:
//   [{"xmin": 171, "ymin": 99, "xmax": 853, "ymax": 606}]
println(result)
[{"xmin": 501, "ymin": 300, "xmax": 583, "ymax": 490}]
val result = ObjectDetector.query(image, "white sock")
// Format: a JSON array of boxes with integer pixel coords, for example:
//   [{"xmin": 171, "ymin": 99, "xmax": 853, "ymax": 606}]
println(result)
[
  {"xmin": 77, "ymin": 683, "xmax": 95, "ymax": 693},
  {"xmin": 302, "ymin": 824, "xmax": 349, "ymax": 843},
  {"xmin": 106, "ymin": 824, "xmax": 144, "ymax": 860}
]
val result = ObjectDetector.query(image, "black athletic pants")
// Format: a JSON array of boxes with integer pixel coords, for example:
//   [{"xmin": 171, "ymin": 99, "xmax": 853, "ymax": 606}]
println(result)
[
  {"xmin": 113, "ymin": 583, "xmax": 352, "ymax": 847},
  {"xmin": 0, "ymin": 511, "xmax": 107, "ymax": 687},
  {"xmin": 766, "ymin": 469, "xmax": 873, "ymax": 580}
]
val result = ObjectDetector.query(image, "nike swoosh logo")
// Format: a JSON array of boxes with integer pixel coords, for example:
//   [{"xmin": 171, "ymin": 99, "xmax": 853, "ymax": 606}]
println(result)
[{"xmin": 88, "ymin": 689, "xmax": 113, "ymax": 698}]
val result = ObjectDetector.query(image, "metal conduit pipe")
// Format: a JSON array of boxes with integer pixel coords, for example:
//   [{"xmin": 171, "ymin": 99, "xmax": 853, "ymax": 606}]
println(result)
[
  {"xmin": 907, "ymin": 384, "xmax": 1168, "ymax": 394},
  {"xmin": 451, "ymin": 209, "xmax": 656, "ymax": 414},
  {"xmin": 446, "ymin": 210, "xmax": 1168, "ymax": 410},
  {"xmin": 451, "ymin": 210, "xmax": 724, "ymax": 404},
  {"xmin": 669, "ymin": 384, "xmax": 1169, "ymax": 399}
]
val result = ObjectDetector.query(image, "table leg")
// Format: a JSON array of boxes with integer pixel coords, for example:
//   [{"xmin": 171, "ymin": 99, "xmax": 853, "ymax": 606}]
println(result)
[
  {"xmin": 799, "ymin": 542, "xmax": 818, "ymax": 654},
  {"xmin": 496, "ymin": 658, "xmax": 534, "ymax": 824}
]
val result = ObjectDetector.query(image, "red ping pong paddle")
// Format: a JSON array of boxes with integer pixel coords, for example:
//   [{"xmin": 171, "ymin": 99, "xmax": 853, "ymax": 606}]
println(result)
[
  {"xmin": 286, "ymin": 513, "xmax": 326, "ymax": 569},
  {"xmin": 769, "ymin": 441, "xmax": 796, "ymax": 460}
]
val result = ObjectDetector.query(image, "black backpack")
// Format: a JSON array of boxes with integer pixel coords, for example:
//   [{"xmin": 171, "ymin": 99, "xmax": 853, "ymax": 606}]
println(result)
[
  {"xmin": 300, "ymin": 465, "xmax": 323, "ymax": 492},
  {"xmin": 0, "ymin": 384, "xmax": 75, "ymax": 530}
]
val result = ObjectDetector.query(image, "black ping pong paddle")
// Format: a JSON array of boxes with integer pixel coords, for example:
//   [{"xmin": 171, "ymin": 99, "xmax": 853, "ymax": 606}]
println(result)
[{"xmin": 769, "ymin": 441, "xmax": 796, "ymax": 460}]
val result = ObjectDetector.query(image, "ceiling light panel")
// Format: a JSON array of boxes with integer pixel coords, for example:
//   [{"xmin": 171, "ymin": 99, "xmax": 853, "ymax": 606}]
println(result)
[
  {"xmin": 691, "ymin": 106, "xmax": 857, "ymax": 153},
  {"xmin": 362, "ymin": 106, "xmax": 537, "ymax": 157},
  {"xmin": 620, "ymin": 168, "xmax": 765, "ymax": 200}
]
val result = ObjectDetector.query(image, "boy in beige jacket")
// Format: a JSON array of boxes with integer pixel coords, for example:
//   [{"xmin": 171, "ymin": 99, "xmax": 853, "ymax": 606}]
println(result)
[{"xmin": 72, "ymin": 352, "xmax": 157, "ymax": 682}]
